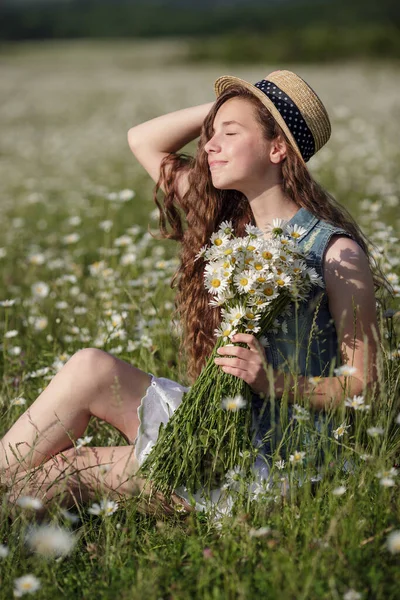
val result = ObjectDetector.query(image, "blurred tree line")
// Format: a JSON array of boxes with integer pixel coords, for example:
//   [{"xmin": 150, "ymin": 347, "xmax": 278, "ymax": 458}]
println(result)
[{"xmin": 0, "ymin": 0, "xmax": 399, "ymax": 62}]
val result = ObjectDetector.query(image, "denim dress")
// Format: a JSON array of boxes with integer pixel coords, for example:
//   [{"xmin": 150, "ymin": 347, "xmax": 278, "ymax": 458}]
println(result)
[{"xmin": 251, "ymin": 206, "xmax": 354, "ymax": 478}]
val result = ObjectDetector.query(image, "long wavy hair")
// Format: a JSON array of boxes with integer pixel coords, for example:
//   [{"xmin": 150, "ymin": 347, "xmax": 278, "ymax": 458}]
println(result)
[{"xmin": 150, "ymin": 84, "xmax": 387, "ymax": 384}]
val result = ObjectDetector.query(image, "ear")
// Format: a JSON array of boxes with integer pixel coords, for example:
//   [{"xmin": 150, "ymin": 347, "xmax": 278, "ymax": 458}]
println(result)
[{"xmin": 269, "ymin": 135, "xmax": 287, "ymax": 164}]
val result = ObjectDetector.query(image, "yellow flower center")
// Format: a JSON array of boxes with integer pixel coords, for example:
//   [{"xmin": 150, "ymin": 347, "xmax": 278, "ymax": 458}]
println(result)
[
  {"xmin": 276, "ymin": 278, "xmax": 285, "ymax": 286},
  {"xmin": 211, "ymin": 278, "xmax": 221, "ymax": 288},
  {"xmin": 246, "ymin": 312, "xmax": 255, "ymax": 319},
  {"xmin": 223, "ymin": 328, "xmax": 231, "ymax": 337},
  {"xmin": 256, "ymin": 276, "xmax": 266, "ymax": 283},
  {"xmin": 254, "ymin": 263, "xmax": 263, "ymax": 270},
  {"xmin": 247, "ymin": 245, "xmax": 256, "ymax": 251},
  {"xmin": 262, "ymin": 251, "xmax": 273, "ymax": 260},
  {"xmin": 214, "ymin": 238, "xmax": 223, "ymax": 246},
  {"xmin": 263, "ymin": 287, "xmax": 274, "ymax": 296},
  {"xmin": 291, "ymin": 232, "xmax": 301, "ymax": 238},
  {"xmin": 240, "ymin": 278, "xmax": 248, "ymax": 286},
  {"xmin": 223, "ymin": 248, "xmax": 233, "ymax": 255}
]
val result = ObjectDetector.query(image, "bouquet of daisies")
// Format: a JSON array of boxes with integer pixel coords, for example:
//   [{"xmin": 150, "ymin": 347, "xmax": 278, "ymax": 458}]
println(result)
[{"xmin": 137, "ymin": 218, "xmax": 324, "ymax": 499}]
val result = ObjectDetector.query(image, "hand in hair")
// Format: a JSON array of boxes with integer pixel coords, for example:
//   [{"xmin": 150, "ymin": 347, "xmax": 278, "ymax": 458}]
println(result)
[{"xmin": 213, "ymin": 333, "xmax": 270, "ymax": 397}]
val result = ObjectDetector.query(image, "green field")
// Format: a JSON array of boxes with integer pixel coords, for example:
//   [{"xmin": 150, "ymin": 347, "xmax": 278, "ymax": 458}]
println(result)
[{"xmin": 0, "ymin": 41, "xmax": 399, "ymax": 599}]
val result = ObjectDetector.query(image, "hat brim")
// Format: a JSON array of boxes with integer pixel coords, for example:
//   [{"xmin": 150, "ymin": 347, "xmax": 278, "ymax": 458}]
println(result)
[{"xmin": 214, "ymin": 75, "xmax": 306, "ymax": 165}]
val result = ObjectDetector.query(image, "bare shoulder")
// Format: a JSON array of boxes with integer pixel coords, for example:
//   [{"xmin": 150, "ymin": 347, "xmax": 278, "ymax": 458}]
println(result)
[{"xmin": 323, "ymin": 234, "xmax": 374, "ymax": 292}]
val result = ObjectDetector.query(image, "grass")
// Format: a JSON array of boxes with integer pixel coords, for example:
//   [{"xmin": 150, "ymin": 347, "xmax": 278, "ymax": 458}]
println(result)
[{"xmin": 0, "ymin": 41, "xmax": 399, "ymax": 599}]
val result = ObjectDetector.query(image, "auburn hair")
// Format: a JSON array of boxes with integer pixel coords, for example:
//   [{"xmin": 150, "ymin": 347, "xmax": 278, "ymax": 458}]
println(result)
[{"xmin": 150, "ymin": 84, "xmax": 388, "ymax": 385}]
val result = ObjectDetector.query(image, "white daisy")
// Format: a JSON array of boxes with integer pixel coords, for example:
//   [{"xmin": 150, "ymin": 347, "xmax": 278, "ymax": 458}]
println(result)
[
  {"xmin": 25, "ymin": 525, "xmax": 76, "ymax": 558},
  {"xmin": 344, "ymin": 395, "xmax": 370, "ymax": 411},
  {"xmin": 221, "ymin": 394, "xmax": 247, "ymax": 411},
  {"xmin": 289, "ymin": 451, "xmax": 306, "ymax": 465},
  {"xmin": 367, "ymin": 426, "xmax": 384, "ymax": 437},
  {"xmin": 16, "ymin": 496, "xmax": 43, "ymax": 511},
  {"xmin": 334, "ymin": 365, "xmax": 357, "ymax": 377},
  {"xmin": 222, "ymin": 466, "xmax": 246, "ymax": 491},
  {"xmin": 233, "ymin": 270, "xmax": 256, "ymax": 294},
  {"xmin": 31, "ymin": 282, "xmax": 49, "ymax": 299},
  {"xmin": 210, "ymin": 231, "xmax": 230, "ymax": 248},
  {"xmin": 386, "ymin": 530, "xmax": 400, "ymax": 554},
  {"xmin": 286, "ymin": 224, "xmax": 307, "ymax": 239},
  {"xmin": 88, "ymin": 499, "xmax": 119, "ymax": 517},
  {"xmin": 214, "ymin": 321, "xmax": 237, "ymax": 341},
  {"xmin": 218, "ymin": 220, "xmax": 234, "ymax": 236},
  {"xmin": 0, "ymin": 544, "xmax": 9, "ymax": 558},
  {"xmin": 75, "ymin": 436, "xmax": 93, "ymax": 450},
  {"xmin": 205, "ymin": 272, "xmax": 230, "ymax": 296},
  {"xmin": 4, "ymin": 329, "xmax": 18, "ymax": 338},
  {"xmin": 13, "ymin": 574, "xmax": 41, "ymax": 597},
  {"xmin": 333, "ymin": 422, "xmax": 350, "ymax": 440},
  {"xmin": 332, "ymin": 486, "xmax": 346, "ymax": 496}
]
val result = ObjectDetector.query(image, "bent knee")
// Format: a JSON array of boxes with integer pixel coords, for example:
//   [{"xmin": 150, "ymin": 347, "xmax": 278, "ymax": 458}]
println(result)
[{"xmin": 66, "ymin": 348, "xmax": 118, "ymax": 390}]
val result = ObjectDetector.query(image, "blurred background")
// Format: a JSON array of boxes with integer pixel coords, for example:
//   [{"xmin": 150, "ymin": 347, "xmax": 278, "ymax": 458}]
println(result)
[{"xmin": 1, "ymin": 0, "xmax": 399, "ymax": 63}]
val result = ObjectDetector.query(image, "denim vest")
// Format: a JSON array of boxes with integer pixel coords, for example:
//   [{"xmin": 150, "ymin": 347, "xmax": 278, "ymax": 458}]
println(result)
[{"xmin": 251, "ymin": 207, "xmax": 354, "ymax": 474}]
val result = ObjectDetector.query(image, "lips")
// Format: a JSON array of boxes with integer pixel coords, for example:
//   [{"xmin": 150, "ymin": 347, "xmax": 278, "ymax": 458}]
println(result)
[{"xmin": 209, "ymin": 161, "xmax": 228, "ymax": 169}]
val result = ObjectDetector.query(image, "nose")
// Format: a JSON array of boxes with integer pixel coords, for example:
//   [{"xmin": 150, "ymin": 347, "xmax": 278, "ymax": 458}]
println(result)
[{"xmin": 204, "ymin": 134, "xmax": 219, "ymax": 155}]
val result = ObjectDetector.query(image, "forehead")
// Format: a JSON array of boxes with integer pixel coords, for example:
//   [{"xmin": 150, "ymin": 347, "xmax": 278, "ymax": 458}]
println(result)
[{"xmin": 213, "ymin": 97, "xmax": 258, "ymax": 126}]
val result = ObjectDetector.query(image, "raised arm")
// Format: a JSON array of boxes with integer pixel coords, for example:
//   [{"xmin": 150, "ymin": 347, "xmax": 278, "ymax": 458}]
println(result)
[{"xmin": 127, "ymin": 102, "xmax": 215, "ymax": 196}]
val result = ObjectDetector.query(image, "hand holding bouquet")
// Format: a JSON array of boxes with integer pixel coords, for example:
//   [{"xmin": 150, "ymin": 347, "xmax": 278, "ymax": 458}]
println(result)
[{"xmin": 137, "ymin": 218, "xmax": 324, "ymax": 499}]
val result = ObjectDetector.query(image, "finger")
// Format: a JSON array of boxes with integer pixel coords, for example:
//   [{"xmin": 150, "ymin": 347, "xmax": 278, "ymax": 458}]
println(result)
[
  {"xmin": 219, "ymin": 365, "xmax": 251, "ymax": 383},
  {"xmin": 217, "ymin": 346, "xmax": 253, "ymax": 360},
  {"xmin": 215, "ymin": 356, "xmax": 249, "ymax": 370},
  {"xmin": 232, "ymin": 333, "xmax": 264, "ymax": 352}
]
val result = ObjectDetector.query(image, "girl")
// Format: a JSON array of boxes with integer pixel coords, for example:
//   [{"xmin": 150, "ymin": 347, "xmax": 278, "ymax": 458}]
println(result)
[{"xmin": 0, "ymin": 70, "xmax": 380, "ymax": 516}]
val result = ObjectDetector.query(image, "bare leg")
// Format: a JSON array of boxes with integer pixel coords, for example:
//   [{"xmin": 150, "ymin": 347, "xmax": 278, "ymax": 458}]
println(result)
[
  {"xmin": 8, "ymin": 446, "xmax": 190, "ymax": 517},
  {"xmin": 0, "ymin": 348, "xmax": 151, "ymax": 473},
  {"xmin": 0, "ymin": 348, "xmax": 192, "ymax": 514}
]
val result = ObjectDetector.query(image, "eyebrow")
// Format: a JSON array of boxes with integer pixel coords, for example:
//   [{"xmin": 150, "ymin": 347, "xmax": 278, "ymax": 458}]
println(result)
[{"xmin": 212, "ymin": 120, "xmax": 244, "ymax": 132}]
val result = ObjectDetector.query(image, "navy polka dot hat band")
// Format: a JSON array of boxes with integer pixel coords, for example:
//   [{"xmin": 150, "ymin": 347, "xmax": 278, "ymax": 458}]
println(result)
[{"xmin": 214, "ymin": 70, "xmax": 331, "ymax": 164}]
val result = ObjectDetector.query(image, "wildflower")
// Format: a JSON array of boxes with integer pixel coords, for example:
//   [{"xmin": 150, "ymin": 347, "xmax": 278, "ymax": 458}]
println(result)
[
  {"xmin": 31, "ymin": 317, "xmax": 48, "ymax": 331},
  {"xmin": 11, "ymin": 397, "xmax": 27, "ymax": 406},
  {"xmin": 25, "ymin": 525, "xmax": 76, "ymax": 558},
  {"xmin": 88, "ymin": 499, "xmax": 119, "ymax": 517},
  {"xmin": 60, "ymin": 509, "xmax": 80, "ymax": 524},
  {"xmin": 292, "ymin": 403, "xmax": 310, "ymax": 422},
  {"xmin": 386, "ymin": 530, "xmax": 400, "ymax": 554},
  {"xmin": 27, "ymin": 253, "xmax": 45, "ymax": 265},
  {"xmin": 13, "ymin": 574, "xmax": 41, "ymax": 597},
  {"xmin": 4, "ymin": 329, "xmax": 18, "ymax": 338},
  {"xmin": 16, "ymin": 496, "xmax": 43, "ymax": 511},
  {"xmin": 286, "ymin": 224, "xmax": 307, "ymax": 239},
  {"xmin": 99, "ymin": 220, "xmax": 113, "ymax": 232},
  {"xmin": 222, "ymin": 466, "xmax": 246, "ymax": 491},
  {"xmin": 333, "ymin": 422, "xmax": 350, "ymax": 440},
  {"xmin": 275, "ymin": 459, "xmax": 285, "ymax": 470},
  {"xmin": 334, "ymin": 365, "xmax": 357, "ymax": 377},
  {"xmin": 62, "ymin": 233, "xmax": 80, "ymax": 244},
  {"xmin": 31, "ymin": 282, "xmax": 49, "ymax": 299},
  {"xmin": 332, "ymin": 486, "xmax": 347, "ymax": 496},
  {"xmin": 308, "ymin": 376, "xmax": 323, "ymax": 387},
  {"xmin": 119, "ymin": 188, "xmax": 135, "ymax": 201},
  {"xmin": 249, "ymin": 526, "xmax": 271, "ymax": 537},
  {"xmin": 379, "ymin": 477, "xmax": 396, "ymax": 487},
  {"xmin": 367, "ymin": 426, "xmax": 384, "ymax": 437},
  {"xmin": 114, "ymin": 235, "xmax": 132, "ymax": 247},
  {"xmin": 344, "ymin": 395, "xmax": 370, "ymax": 411},
  {"xmin": 0, "ymin": 544, "xmax": 9, "ymax": 558},
  {"xmin": 203, "ymin": 547, "xmax": 213, "ymax": 559},
  {"xmin": 289, "ymin": 451, "xmax": 306, "ymax": 465},
  {"xmin": 359, "ymin": 453, "xmax": 372, "ymax": 461},
  {"xmin": 214, "ymin": 322, "xmax": 237, "ymax": 341},
  {"xmin": 376, "ymin": 467, "xmax": 398, "ymax": 480},
  {"xmin": 75, "ymin": 436, "xmax": 93, "ymax": 450},
  {"xmin": 221, "ymin": 394, "xmax": 247, "ymax": 412},
  {"xmin": 0, "ymin": 299, "xmax": 16, "ymax": 307},
  {"xmin": 8, "ymin": 346, "xmax": 21, "ymax": 356},
  {"xmin": 343, "ymin": 590, "xmax": 361, "ymax": 600}
]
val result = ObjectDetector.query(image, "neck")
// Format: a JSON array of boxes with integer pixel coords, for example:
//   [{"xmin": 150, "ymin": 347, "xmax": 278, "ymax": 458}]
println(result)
[{"xmin": 246, "ymin": 183, "xmax": 300, "ymax": 235}]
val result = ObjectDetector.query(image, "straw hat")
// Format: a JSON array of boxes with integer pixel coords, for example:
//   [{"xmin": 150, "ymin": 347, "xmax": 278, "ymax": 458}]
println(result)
[{"xmin": 214, "ymin": 70, "xmax": 331, "ymax": 164}]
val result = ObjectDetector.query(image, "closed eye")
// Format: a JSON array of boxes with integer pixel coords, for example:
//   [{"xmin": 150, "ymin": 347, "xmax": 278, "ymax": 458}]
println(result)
[{"xmin": 225, "ymin": 133, "xmax": 237, "ymax": 136}]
